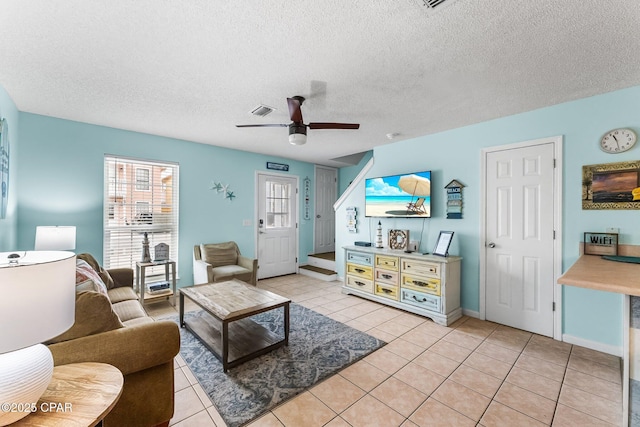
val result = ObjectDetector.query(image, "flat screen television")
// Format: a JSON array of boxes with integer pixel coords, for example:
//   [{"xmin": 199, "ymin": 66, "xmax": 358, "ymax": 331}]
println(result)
[{"xmin": 365, "ymin": 171, "xmax": 431, "ymax": 218}]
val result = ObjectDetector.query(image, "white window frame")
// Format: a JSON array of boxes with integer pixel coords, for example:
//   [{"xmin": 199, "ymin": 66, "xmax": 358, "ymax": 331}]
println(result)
[
  {"xmin": 104, "ymin": 156, "xmax": 179, "ymax": 278},
  {"xmin": 135, "ymin": 167, "xmax": 151, "ymax": 191}
]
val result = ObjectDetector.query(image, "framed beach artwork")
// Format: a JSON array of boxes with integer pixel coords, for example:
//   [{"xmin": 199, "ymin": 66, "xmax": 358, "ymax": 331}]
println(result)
[{"xmin": 582, "ymin": 160, "xmax": 640, "ymax": 210}]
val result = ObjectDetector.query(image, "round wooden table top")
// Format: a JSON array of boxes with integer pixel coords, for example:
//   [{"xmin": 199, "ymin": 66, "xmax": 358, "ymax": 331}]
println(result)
[{"xmin": 13, "ymin": 362, "xmax": 124, "ymax": 427}]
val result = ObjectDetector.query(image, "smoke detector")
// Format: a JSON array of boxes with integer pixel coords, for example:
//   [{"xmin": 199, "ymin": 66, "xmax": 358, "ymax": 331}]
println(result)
[
  {"xmin": 250, "ymin": 104, "xmax": 275, "ymax": 117},
  {"xmin": 414, "ymin": 0, "xmax": 461, "ymax": 14}
]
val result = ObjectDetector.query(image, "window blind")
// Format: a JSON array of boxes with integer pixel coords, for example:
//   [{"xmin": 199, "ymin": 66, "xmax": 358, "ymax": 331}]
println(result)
[{"xmin": 104, "ymin": 156, "xmax": 179, "ymax": 278}]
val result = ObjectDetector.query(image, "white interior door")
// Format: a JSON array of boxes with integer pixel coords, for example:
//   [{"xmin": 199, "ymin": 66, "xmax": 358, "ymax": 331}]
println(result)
[
  {"xmin": 257, "ymin": 173, "xmax": 298, "ymax": 279},
  {"xmin": 485, "ymin": 142, "xmax": 556, "ymax": 337},
  {"xmin": 314, "ymin": 166, "xmax": 337, "ymax": 254}
]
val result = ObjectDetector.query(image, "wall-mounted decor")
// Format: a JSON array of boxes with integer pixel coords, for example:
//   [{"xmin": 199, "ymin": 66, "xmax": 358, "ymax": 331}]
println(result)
[
  {"xmin": 266, "ymin": 162, "xmax": 289, "ymax": 172},
  {"xmin": 445, "ymin": 179, "xmax": 465, "ymax": 219},
  {"xmin": 0, "ymin": 118, "xmax": 9, "ymax": 219},
  {"xmin": 582, "ymin": 160, "xmax": 640, "ymax": 210},
  {"xmin": 583, "ymin": 232, "xmax": 618, "ymax": 256},
  {"xmin": 388, "ymin": 229, "xmax": 410, "ymax": 250},
  {"xmin": 303, "ymin": 176, "xmax": 311, "ymax": 220},
  {"xmin": 210, "ymin": 181, "xmax": 236, "ymax": 201},
  {"xmin": 346, "ymin": 206, "xmax": 357, "ymax": 232}
]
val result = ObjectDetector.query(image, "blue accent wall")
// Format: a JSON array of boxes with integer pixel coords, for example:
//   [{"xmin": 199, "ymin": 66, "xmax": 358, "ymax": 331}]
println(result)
[
  {"xmin": 336, "ymin": 85, "xmax": 640, "ymax": 349},
  {"xmin": 16, "ymin": 113, "xmax": 316, "ymax": 284},
  {"xmin": 338, "ymin": 150, "xmax": 373, "ymax": 196},
  {"xmin": 0, "ymin": 85, "xmax": 19, "ymax": 251}
]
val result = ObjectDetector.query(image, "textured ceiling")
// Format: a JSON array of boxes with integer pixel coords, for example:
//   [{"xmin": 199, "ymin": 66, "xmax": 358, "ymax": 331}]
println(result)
[{"xmin": 1, "ymin": 0, "xmax": 640, "ymax": 167}]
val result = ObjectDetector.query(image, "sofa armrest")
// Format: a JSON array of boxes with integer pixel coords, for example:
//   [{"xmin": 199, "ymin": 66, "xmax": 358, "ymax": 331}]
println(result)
[
  {"xmin": 107, "ymin": 268, "xmax": 134, "ymax": 288},
  {"xmin": 238, "ymin": 256, "xmax": 258, "ymax": 285},
  {"xmin": 48, "ymin": 320, "xmax": 180, "ymax": 376},
  {"xmin": 193, "ymin": 259, "xmax": 212, "ymax": 285}
]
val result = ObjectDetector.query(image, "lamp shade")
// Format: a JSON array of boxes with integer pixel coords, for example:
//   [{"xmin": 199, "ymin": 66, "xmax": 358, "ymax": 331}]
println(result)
[
  {"xmin": 0, "ymin": 251, "xmax": 76, "ymax": 353},
  {"xmin": 288, "ymin": 133, "xmax": 307, "ymax": 145},
  {"xmin": 34, "ymin": 226, "xmax": 76, "ymax": 251}
]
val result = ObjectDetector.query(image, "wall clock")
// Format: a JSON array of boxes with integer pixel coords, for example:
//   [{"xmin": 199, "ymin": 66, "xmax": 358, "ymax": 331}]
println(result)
[
  {"xmin": 600, "ymin": 128, "xmax": 636, "ymax": 153},
  {"xmin": 388, "ymin": 229, "xmax": 410, "ymax": 250},
  {"xmin": 0, "ymin": 118, "xmax": 9, "ymax": 219}
]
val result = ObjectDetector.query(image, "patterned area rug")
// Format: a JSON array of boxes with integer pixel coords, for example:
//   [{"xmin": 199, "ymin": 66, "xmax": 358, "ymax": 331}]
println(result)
[{"xmin": 173, "ymin": 303, "xmax": 385, "ymax": 427}]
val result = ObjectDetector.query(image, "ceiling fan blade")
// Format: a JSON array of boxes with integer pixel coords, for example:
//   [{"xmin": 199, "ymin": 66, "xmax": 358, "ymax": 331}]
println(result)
[
  {"xmin": 308, "ymin": 122, "xmax": 360, "ymax": 130},
  {"xmin": 236, "ymin": 124, "xmax": 288, "ymax": 128},
  {"xmin": 287, "ymin": 97, "xmax": 304, "ymax": 123}
]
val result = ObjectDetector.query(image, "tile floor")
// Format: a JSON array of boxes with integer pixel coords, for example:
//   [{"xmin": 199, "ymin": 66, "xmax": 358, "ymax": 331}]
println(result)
[{"xmin": 145, "ymin": 274, "xmax": 623, "ymax": 426}]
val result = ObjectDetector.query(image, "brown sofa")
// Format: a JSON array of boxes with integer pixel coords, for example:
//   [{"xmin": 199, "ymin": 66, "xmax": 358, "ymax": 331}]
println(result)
[{"xmin": 47, "ymin": 254, "xmax": 180, "ymax": 427}]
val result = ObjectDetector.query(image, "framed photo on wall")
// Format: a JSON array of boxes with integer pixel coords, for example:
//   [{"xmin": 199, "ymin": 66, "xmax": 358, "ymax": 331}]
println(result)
[
  {"xmin": 433, "ymin": 231, "xmax": 454, "ymax": 257},
  {"xmin": 0, "ymin": 118, "xmax": 9, "ymax": 219}
]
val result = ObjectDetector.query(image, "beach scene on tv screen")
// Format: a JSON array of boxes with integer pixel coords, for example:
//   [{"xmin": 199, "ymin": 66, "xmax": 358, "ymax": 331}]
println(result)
[{"xmin": 365, "ymin": 171, "xmax": 431, "ymax": 217}]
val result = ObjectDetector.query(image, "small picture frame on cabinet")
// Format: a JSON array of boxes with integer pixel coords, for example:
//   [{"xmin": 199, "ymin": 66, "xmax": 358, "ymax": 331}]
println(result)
[{"xmin": 433, "ymin": 231, "xmax": 454, "ymax": 257}]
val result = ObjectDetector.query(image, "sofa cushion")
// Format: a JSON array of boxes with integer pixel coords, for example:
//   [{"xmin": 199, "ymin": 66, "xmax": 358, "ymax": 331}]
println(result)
[
  {"xmin": 212, "ymin": 265, "xmax": 251, "ymax": 282},
  {"xmin": 112, "ymin": 300, "xmax": 148, "ymax": 323},
  {"xmin": 76, "ymin": 259, "xmax": 108, "ymax": 296},
  {"xmin": 46, "ymin": 291, "xmax": 124, "ymax": 344},
  {"xmin": 107, "ymin": 286, "xmax": 139, "ymax": 304},
  {"xmin": 201, "ymin": 243, "xmax": 238, "ymax": 267},
  {"xmin": 122, "ymin": 316, "xmax": 155, "ymax": 327},
  {"xmin": 77, "ymin": 253, "xmax": 116, "ymax": 289}
]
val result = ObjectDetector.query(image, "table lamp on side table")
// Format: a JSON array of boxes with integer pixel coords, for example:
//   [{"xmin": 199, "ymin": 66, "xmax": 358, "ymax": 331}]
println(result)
[
  {"xmin": 34, "ymin": 226, "xmax": 76, "ymax": 251},
  {"xmin": 0, "ymin": 251, "xmax": 76, "ymax": 426}
]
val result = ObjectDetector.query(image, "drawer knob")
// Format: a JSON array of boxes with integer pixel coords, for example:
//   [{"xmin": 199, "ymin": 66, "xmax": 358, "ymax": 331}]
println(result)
[
  {"xmin": 412, "ymin": 295, "xmax": 427, "ymax": 303},
  {"xmin": 382, "ymin": 274, "xmax": 392, "ymax": 279},
  {"xmin": 414, "ymin": 281, "xmax": 427, "ymax": 287},
  {"xmin": 355, "ymin": 268, "xmax": 365, "ymax": 273},
  {"xmin": 382, "ymin": 288, "xmax": 392, "ymax": 294},
  {"xmin": 355, "ymin": 281, "xmax": 365, "ymax": 287}
]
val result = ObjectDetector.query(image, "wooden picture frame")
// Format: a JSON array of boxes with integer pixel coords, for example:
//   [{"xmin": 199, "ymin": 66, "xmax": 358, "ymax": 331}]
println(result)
[
  {"xmin": 583, "ymin": 232, "xmax": 618, "ymax": 256},
  {"xmin": 582, "ymin": 160, "xmax": 640, "ymax": 210},
  {"xmin": 433, "ymin": 231, "xmax": 454, "ymax": 257}
]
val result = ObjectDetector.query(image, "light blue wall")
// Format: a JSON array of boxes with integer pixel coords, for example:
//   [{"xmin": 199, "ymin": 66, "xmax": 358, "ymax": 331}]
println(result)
[
  {"xmin": 0, "ymin": 85, "xmax": 19, "ymax": 251},
  {"xmin": 16, "ymin": 113, "xmax": 316, "ymax": 285},
  {"xmin": 336, "ymin": 85, "xmax": 640, "ymax": 349},
  {"xmin": 338, "ymin": 151, "xmax": 373, "ymax": 196}
]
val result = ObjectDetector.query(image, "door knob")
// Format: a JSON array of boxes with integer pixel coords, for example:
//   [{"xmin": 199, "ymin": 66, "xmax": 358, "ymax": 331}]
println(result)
[
  {"xmin": 316, "ymin": 214, "xmax": 321, "ymax": 218},
  {"xmin": 487, "ymin": 242, "xmax": 496, "ymax": 248}
]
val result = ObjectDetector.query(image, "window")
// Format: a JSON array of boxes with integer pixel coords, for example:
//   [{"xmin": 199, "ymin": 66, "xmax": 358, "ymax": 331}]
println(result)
[
  {"xmin": 104, "ymin": 156, "xmax": 179, "ymax": 277},
  {"xmin": 265, "ymin": 181, "xmax": 291, "ymax": 228},
  {"xmin": 135, "ymin": 168, "xmax": 150, "ymax": 191}
]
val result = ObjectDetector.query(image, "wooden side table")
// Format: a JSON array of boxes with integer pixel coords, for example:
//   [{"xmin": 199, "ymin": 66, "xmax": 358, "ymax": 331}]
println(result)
[
  {"xmin": 135, "ymin": 260, "xmax": 177, "ymax": 306},
  {"xmin": 13, "ymin": 362, "xmax": 123, "ymax": 427}
]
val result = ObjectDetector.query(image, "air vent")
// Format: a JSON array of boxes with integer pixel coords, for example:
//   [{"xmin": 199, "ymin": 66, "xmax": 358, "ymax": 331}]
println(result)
[
  {"xmin": 250, "ymin": 104, "xmax": 275, "ymax": 117},
  {"xmin": 414, "ymin": 0, "xmax": 460, "ymax": 14}
]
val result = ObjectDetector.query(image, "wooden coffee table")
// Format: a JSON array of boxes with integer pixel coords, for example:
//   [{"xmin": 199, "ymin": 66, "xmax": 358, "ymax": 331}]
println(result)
[{"xmin": 179, "ymin": 279, "xmax": 291, "ymax": 372}]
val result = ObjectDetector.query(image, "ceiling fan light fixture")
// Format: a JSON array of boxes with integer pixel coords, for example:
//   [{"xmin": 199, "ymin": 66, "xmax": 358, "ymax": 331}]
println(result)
[{"xmin": 289, "ymin": 133, "xmax": 307, "ymax": 145}]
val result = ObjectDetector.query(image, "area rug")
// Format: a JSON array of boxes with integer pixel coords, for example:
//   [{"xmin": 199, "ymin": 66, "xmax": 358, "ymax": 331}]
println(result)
[{"xmin": 171, "ymin": 303, "xmax": 385, "ymax": 427}]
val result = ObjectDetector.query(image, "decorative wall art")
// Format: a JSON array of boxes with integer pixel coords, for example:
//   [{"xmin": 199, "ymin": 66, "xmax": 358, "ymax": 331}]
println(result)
[
  {"xmin": 445, "ymin": 179, "xmax": 465, "ymax": 219},
  {"xmin": 388, "ymin": 229, "xmax": 410, "ymax": 251},
  {"xmin": 582, "ymin": 160, "xmax": 640, "ymax": 210},
  {"xmin": 210, "ymin": 181, "xmax": 236, "ymax": 201},
  {"xmin": 0, "ymin": 118, "xmax": 9, "ymax": 219},
  {"xmin": 346, "ymin": 206, "xmax": 357, "ymax": 233},
  {"xmin": 303, "ymin": 176, "xmax": 311, "ymax": 220}
]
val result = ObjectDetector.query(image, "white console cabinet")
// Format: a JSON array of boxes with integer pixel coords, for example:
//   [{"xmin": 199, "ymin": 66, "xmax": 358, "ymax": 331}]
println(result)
[{"xmin": 343, "ymin": 246, "xmax": 462, "ymax": 326}]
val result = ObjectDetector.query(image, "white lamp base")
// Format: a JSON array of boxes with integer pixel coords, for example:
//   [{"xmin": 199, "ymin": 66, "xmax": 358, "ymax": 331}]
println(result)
[{"xmin": 0, "ymin": 344, "xmax": 54, "ymax": 426}]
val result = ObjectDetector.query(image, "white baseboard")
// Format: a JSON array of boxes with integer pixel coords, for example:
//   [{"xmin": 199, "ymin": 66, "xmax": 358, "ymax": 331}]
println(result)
[
  {"xmin": 461, "ymin": 309, "xmax": 481, "ymax": 319},
  {"xmin": 562, "ymin": 334, "xmax": 623, "ymax": 357}
]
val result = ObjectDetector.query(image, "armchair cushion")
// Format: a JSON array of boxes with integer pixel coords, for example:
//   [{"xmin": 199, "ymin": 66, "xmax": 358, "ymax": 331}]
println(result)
[
  {"xmin": 201, "ymin": 243, "xmax": 238, "ymax": 267},
  {"xmin": 210, "ymin": 264, "xmax": 252, "ymax": 283}
]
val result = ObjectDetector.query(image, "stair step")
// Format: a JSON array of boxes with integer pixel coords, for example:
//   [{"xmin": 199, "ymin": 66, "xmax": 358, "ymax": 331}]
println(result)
[
  {"xmin": 299, "ymin": 265, "xmax": 337, "ymax": 282},
  {"xmin": 307, "ymin": 252, "xmax": 336, "ymax": 271}
]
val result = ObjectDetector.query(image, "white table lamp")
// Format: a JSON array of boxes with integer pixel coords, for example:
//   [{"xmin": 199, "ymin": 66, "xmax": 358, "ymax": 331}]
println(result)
[
  {"xmin": 34, "ymin": 226, "xmax": 76, "ymax": 251},
  {"xmin": 0, "ymin": 251, "xmax": 75, "ymax": 425}
]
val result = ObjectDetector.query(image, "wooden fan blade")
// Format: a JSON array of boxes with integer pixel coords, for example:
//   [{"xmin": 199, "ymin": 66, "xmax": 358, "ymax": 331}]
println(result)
[
  {"xmin": 236, "ymin": 124, "xmax": 288, "ymax": 128},
  {"xmin": 287, "ymin": 97, "xmax": 304, "ymax": 123},
  {"xmin": 308, "ymin": 122, "xmax": 360, "ymax": 130}
]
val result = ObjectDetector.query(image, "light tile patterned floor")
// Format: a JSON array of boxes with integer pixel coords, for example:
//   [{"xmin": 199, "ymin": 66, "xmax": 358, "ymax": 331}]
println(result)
[{"xmin": 145, "ymin": 274, "xmax": 623, "ymax": 426}]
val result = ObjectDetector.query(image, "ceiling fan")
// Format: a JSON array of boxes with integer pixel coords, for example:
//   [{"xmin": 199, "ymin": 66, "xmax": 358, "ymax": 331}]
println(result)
[{"xmin": 236, "ymin": 96, "xmax": 360, "ymax": 145}]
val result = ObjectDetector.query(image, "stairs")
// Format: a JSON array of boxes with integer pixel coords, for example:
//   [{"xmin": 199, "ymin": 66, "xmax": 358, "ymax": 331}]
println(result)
[{"xmin": 300, "ymin": 252, "xmax": 337, "ymax": 281}]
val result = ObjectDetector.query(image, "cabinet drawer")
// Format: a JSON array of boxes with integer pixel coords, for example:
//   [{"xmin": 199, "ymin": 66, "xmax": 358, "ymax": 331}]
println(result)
[
  {"xmin": 401, "ymin": 289, "xmax": 441, "ymax": 312},
  {"xmin": 346, "ymin": 251, "xmax": 373, "ymax": 266},
  {"xmin": 375, "ymin": 269, "xmax": 399, "ymax": 284},
  {"xmin": 401, "ymin": 259, "xmax": 440, "ymax": 278},
  {"xmin": 375, "ymin": 283, "xmax": 399, "ymax": 300},
  {"xmin": 401, "ymin": 274, "xmax": 441, "ymax": 296},
  {"xmin": 375, "ymin": 255, "xmax": 399, "ymax": 271},
  {"xmin": 346, "ymin": 263, "xmax": 373, "ymax": 280},
  {"xmin": 346, "ymin": 275, "xmax": 374, "ymax": 293}
]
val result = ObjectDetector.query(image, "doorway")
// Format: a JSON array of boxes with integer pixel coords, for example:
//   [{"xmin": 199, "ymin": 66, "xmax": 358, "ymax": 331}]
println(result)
[
  {"xmin": 314, "ymin": 165, "xmax": 337, "ymax": 254},
  {"xmin": 256, "ymin": 172, "xmax": 298, "ymax": 279},
  {"xmin": 480, "ymin": 136, "xmax": 562, "ymax": 338}
]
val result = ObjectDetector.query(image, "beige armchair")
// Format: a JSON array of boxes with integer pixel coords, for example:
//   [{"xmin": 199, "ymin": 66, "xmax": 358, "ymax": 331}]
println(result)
[{"xmin": 193, "ymin": 241, "xmax": 258, "ymax": 286}]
